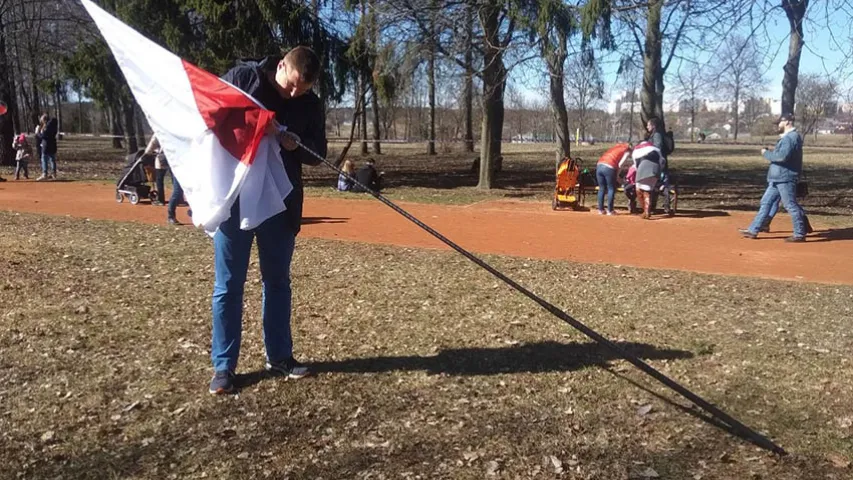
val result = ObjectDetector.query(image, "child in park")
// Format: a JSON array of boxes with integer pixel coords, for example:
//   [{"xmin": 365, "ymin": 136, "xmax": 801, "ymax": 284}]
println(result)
[
  {"xmin": 12, "ymin": 133, "xmax": 32, "ymax": 180},
  {"xmin": 623, "ymin": 165, "xmax": 638, "ymax": 213}
]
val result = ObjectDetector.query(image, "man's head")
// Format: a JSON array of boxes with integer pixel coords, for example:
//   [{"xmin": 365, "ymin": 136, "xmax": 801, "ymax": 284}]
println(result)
[
  {"xmin": 274, "ymin": 46, "xmax": 321, "ymax": 99},
  {"xmin": 777, "ymin": 112, "xmax": 795, "ymax": 132},
  {"xmin": 366, "ymin": 159, "xmax": 376, "ymax": 166},
  {"xmin": 646, "ymin": 117, "xmax": 663, "ymax": 133}
]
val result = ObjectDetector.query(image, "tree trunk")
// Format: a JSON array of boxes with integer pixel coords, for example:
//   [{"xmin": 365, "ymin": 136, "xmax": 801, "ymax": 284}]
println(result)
[
  {"xmin": 477, "ymin": 3, "xmax": 507, "ymax": 189},
  {"xmin": 641, "ymin": 0, "xmax": 663, "ymax": 128},
  {"xmin": 370, "ymin": 87, "xmax": 382, "ymax": 155},
  {"xmin": 77, "ymin": 87, "xmax": 84, "ymax": 133},
  {"xmin": 427, "ymin": 32, "xmax": 437, "ymax": 155},
  {"xmin": 122, "ymin": 100, "xmax": 138, "ymax": 153},
  {"xmin": 6, "ymin": 58, "xmax": 20, "ymax": 136},
  {"xmin": 359, "ymin": 73, "xmax": 368, "ymax": 155},
  {"xmin": 135, "ymin": 103, "xmax": 147, "ymax": 148},
  {"xmin": 30, "ymin": 73, "xmax": 41, "ymax": 128},
  {"xmin": 368, "ymin": 0, "xmax": 381, "ymax": 154},
  {"xmin": 13, "ymin": 35, "xmax": 32, "ymax": 131},
  {"xmin": 629, "ymin": 86, "xmax": 636, "ymax": 142},
  {"xmin": 781, "ymin": 0, "xmax": 808, "ymax": 115},
  {"xmin": 733, "ymin": 88, "xmax": 739, "ymax": 140},
  {"xmin": 335, "ymin": 96, "xmax": 363, "ymax": 166},
  {"xmin": 690, "ymin": 104, "xmax": 695, "ymax": 143},
  {"xmin": 54, "ymin": 80, "xmax": 63, "ymax": 130},
  {"xmin": 311, "ymin": 0, "xmax": 327, "ymax": 126},
  {"xmin": 0, "ymin": 14, "xmax": 15, "ymax": 166},
  {"xmin": 463, "ymin": 3, "xmax": 475, "ymax": 153},
  {"xmin": 371, "ymin": 85, "xmax": 381, "ymax": 154},
  {"xmin": 110, "ymin": 104, "xmax": 124, "ymax": 149}
]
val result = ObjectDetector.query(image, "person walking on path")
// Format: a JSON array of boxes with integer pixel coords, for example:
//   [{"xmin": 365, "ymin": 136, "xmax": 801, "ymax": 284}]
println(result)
[
  {"xmin": 166, "ymin": 165, "xmax": 184, "ymax": 225},
  {"xmin": 208, "ymin": 46, "xmax": 327, "ymax": 395},
  {"xmin": 143, "ymin": 136, "xmax": 168, "ymax": 206},
  {"xmin": 739, "ymin": 113, "xmax": 807, "ymax": 242},
  {"xmin": 594, "ymin": 142, "xmax": 632, "ymax": 215}
]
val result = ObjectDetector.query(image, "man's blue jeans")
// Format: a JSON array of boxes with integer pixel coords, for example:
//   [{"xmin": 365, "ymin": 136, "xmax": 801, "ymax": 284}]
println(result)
[
  {"xmin": 211, "ymin": 202, "xmax": 296, "ymax": 372},
  {"xmin": 595, "ymin": 163, "xmax": 617, "ymax": 212},
  {"xmin": 41, "ymin": 152, "xmax": 56, "ymax": 176},
  {"xmin": 748, "ymin": 181, "xmax": 806, "ymax": 237}
]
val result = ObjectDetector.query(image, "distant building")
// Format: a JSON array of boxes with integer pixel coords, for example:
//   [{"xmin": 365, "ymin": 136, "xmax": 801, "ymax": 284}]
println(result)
[{"xmin": 608, "ymin": 91, "xmax": 785, "ymax": 116}]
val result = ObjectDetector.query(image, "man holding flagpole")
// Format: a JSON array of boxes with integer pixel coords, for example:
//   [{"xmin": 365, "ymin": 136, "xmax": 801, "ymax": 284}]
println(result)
[
  {"xmin": 79, "ymin": 1, "xmax": 326, "ymax": 395},
  {"xmin": 209, "ymin": 47, "xmax": 326, "ymax": 394}
]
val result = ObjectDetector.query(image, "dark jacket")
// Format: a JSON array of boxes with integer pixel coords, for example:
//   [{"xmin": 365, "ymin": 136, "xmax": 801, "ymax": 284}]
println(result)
[
  {"xmin": 352, "ymin": 164, "xmax": 381, "ymax": 193},
  {"xmin": 763, "ymin": 129, "xmax": 803, "ymax": 184},
  {"xmin": 41, "ymin": 118, "xmax": 59, "ymax": 155},
  {"xmin": 221, "ymin": 56, "xmax": 327, "ymax": 234},
  {"xmin": 648, "ymin": 131, "xmax": 667, "ymax": 172}
]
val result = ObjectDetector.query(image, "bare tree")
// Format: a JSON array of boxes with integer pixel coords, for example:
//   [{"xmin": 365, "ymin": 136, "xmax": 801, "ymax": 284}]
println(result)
[
  {"xmin": 585, "ymin": 0, "xmax": 761, "ymax": 132},
  {"xmin": 565, "ymin": 49, "xmax": 604, "ymax": 142},
  {"xmin": 795, "ymin": 73, "xmax": 838, "ymax": 142},
  {"xmin": 713, "ymin": 36, "xmax": 766, "ymax": 140},
  {"xmin": 741, "ymin": 97, "xmax": 771, "ymax": 133},
  {"xmin": 673, "ymin": 59, "xmax": 707, "ymax": 142}
]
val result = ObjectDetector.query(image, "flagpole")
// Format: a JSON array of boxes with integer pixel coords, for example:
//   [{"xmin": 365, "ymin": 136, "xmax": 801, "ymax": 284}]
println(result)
[{"xmin": 294, "ymin": 140, "xmax": 787, "ymax": 457}]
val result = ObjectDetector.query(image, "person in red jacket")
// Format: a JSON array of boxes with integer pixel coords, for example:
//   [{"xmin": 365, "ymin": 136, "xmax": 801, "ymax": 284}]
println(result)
[{"xmin": 595, "ymin": 143, "xmax": 633, "ymax": 215}]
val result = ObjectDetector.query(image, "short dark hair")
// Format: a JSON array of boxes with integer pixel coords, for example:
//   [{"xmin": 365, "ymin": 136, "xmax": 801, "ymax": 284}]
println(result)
[
  {"xmin": 283, "ymin": 46, "xmax": 321, "ymax": 84},
  {"xmin": 778, "ymin": 112, "xmax": 795, "ymax": 123},
  {"xmin": 647, "ymin": 117, "xmax": 664, "ymax": 132}
]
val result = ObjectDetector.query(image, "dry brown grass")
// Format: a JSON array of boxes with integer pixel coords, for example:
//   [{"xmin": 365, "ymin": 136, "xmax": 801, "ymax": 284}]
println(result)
[{"xmin": 2, "ymin": 211, "xmax": 853, "ymax": 479}]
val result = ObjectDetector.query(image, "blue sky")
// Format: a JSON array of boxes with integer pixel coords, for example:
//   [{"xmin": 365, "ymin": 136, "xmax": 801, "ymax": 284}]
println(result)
[{"xmin": 514, "ymin": 5, "xmax": 853, "ymax": 106}]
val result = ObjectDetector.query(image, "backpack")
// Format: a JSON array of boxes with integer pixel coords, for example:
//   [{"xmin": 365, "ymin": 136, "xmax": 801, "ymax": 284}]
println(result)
[{"xmin": 663, "ymin": 130, "xmax": 675, "ymax": 156}]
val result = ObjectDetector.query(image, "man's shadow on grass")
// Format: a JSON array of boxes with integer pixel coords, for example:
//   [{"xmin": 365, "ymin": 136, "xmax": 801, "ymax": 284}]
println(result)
[{"xmin": 236, "ymin": 341, "xmax": 693, "ymax": 389}]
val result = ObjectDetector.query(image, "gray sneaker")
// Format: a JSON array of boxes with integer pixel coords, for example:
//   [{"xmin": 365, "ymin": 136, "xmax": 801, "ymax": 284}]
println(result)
[
  {"xmin": 738, "ymin": 228, "xmax": 757, "ymax": 239},
  {"xmin": 209, "ymin": 370, "xmax": 236, "ymax": 395},
  {"xmin": 266, "ymin": 357, "xmax": 311, "ymax": 379}
]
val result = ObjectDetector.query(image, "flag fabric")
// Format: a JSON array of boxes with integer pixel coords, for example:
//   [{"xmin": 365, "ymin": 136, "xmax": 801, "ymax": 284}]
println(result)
[{"xmin": 81, "ymin": 0, "xmax": 293, "ymax": 234}]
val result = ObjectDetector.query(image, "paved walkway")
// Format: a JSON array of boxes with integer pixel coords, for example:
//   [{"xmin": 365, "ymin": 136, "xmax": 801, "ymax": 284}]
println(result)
[{"xmin": 2, "ymin": 180, "xmax": 851, "ymax": 284}]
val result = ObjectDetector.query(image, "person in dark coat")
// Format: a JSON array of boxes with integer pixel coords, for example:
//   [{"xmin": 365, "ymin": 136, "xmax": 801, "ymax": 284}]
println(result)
[
  {"xmin": 36, "ymin": 114, "xmax": 59, "ymax": 180},
  {"xmin": 352, "ymin": 158, "xmax": 383, "ymax": 193},
  {"xmin": 646, "ymin": 117, "xmax": 673, "ymax": 216}
]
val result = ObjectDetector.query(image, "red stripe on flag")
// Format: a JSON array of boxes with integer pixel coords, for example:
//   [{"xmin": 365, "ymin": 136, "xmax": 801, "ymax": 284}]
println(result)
[{"xmin": 182, "ymin": 60, "xmax": 275, "ymax": 166}]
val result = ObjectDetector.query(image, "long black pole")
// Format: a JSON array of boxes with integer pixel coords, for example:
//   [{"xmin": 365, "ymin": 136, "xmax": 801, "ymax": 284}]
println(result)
[{"xmin": 298, "ymin": 142, "xmax": 786, "ymax": 456}]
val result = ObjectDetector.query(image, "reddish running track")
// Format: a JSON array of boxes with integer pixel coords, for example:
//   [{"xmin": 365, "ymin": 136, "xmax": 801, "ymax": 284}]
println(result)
[{"xmin": 1, "ymin": 180, "xmax": 851, "ymax": 285}]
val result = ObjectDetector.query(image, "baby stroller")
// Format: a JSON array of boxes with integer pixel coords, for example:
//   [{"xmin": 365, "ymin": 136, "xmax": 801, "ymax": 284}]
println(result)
[
  {"xmin": 552, "ymin": 156, "xmax": 592, "ymax": 210},
  {"xmin": 116, "ymin": 149, "xmax": 157, "ymax": 204}
]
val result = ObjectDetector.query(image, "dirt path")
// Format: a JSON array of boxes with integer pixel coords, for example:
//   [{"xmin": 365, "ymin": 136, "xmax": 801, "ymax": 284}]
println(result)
[{"xmin": 2, "ymin": 180, "xmax": 852, "ymax": 284}]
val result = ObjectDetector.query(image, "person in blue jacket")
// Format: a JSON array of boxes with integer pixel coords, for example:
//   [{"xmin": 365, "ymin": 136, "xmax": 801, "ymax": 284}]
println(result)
[{"xmin": 739, "ymin": 113, "xmax": 807, "ymax": 242}]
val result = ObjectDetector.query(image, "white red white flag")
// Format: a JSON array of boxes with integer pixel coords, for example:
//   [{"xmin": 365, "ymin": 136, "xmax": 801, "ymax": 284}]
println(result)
[{"xmin": 81, "ymin": 0, "xmax": 292, "ymax": 233}]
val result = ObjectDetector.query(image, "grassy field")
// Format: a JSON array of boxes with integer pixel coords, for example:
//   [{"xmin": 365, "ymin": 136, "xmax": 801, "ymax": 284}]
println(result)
[
  {"xmin": 4, "ymin": 136, "xmax": 852, "ymax": 225},
  {"xmin": 1, "ymin": 212, "xmax": 853, "ymax": 479}
]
